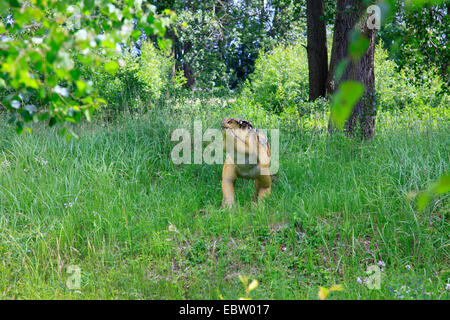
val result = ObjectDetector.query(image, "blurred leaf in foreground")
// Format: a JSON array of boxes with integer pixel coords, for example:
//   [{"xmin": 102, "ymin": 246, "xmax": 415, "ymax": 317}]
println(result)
[
  {"xmin": 330, "ymin": 81, "xmax": 365, "ymax": 129},
  {"xmin": 318, "ymin": 284, "xmax": 344, "ymax": 300},
  {"xmin": 415, "ymin": 173, "xmax": 449, "ymax": 212}
]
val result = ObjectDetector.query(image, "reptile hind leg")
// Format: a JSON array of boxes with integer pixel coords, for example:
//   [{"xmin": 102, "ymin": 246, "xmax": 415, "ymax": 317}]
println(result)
[{"xmin": 254, "ymin": 177, "xmax": 271, "ymax": 202}]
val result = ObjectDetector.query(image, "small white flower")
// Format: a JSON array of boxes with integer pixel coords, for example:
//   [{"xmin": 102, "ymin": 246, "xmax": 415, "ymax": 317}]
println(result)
[
  {"xmin": 54, "ymin": 85, "xmax": 69, "ymax": 97},
  {"xmin": 32, "ymin": 37, "xmax": 43, "ymax": 44},
  {"xmin": 25, "ymin": 104, "xmax": 37, "ymax": 113},
  {"xmin": 120, "ymin": 22, "xmax": 132, "ymax": 37},
  {"xmin": 357, "ymin": 277, "xmax": 362, "ymax": 284},
  {"xmin": 75, "ymin": 29, "xmax": 87, "ymax": 41},
  {"xmin": 11, "ymin": 100, "xmax": 21, "ymax": 109},
  {"xmin": 64, "ymin": 202, "xmax": 74, "ymax": 209},
  {"xmin": 445, "ymin": 283, "xmax": 450, "ymax": 291},
  {"xmin": 35, "ymin": 157, "xmax": 48, "ymax": 165},
  {"xmin": 67, "ymin": 5, "xmax": 75, "ymax": 14},
  {"xmin": 377, "ymin": 261, "xmax": 386, "ymax": 267},
  {"xmin": 115, "ymin": 42, "xmax": 123, "ymax": 53},
  {"xmin": 168, "ymin": 223, "xmax": 178, "ymax": 233},
  {"xmin": 1, "ymin": 160, "xmax": 11, "ymax": 168},
  {"xmin": 89, "ymin": 39, "xmax": 97, "ymax": 48},
  {"xmin": 405, "ymin": 265, "xmax": 411, "ymax": 270}
]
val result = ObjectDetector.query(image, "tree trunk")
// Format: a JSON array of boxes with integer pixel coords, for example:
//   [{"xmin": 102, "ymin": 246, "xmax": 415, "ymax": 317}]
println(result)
[
  {"xmin": 327, "ymin": 0, "xmax": 377, "ymax": 139},
  {"xmin": 326, "ymin": 0, "xmax": 363, "ymax": 95},
  {"xmin": 306, "ymin": 0, "xmax": 328, "ymax": 101},
  {"xmin": 343, "ymin": 20, "xmax": 377, "ymax": 139},
  {"xmin": 182, "ymin": 41, "xmax": 196, "ymax": 89}
]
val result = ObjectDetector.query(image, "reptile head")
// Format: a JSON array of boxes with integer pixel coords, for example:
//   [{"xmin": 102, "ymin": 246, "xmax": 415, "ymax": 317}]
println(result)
[
  {"xmin": 221, "ymin": 117, "xmax": 253, "ymax": 131},
  {"xmin": 221, "ymin": 117, "xmax": 257, "ymax": 156}
]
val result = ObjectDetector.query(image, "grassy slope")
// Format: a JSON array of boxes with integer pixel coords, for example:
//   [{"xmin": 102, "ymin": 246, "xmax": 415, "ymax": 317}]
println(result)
[{"xmin": 0, "ymin": 100, "xmax": 449, "ymax": 299}]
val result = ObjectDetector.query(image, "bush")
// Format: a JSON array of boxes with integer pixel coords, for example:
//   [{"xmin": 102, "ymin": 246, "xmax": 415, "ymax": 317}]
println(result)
[
  {"xmin": 244, "ymin": 39, "xmax": 447, "ymax": 118},
  {"xmin": 93, "ymin": 41, "xmax": 174, "ymax": 113},
  {"xmin": 175, "ymin": 10, "xmax": 229, "ymax": 89},
  {"xmin": 374, "ymin": 41, "xmax": 447, "ymax": 111},
  {"xmin": 248, "ymin": 42, "xmax": 309, "ymax": 114}
]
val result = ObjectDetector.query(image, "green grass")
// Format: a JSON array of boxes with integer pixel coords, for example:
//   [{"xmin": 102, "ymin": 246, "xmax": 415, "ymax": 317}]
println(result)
[{"xmin": 0, "ymin": 100, "xmax": 449, "ymax": 299}]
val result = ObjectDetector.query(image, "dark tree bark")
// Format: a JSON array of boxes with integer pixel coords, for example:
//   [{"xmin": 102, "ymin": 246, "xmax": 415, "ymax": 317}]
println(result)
[
  {"xmin": 344, "ymin": 21, "xmax": 377, "ymax": 139},
  {"xmin": 182, "ymin": 41, "xmax": 196, "ymax": 89},
  {"xmin": 326, "ymin": 0, "xmax": 363, "ymax": 95},
  {"xmin": 306, "ymin": 0, "xmax": 328, "ymax": 101},
  {"xmin": 327, "ymin": 0, "xmax": 377, "ymax": 139}
]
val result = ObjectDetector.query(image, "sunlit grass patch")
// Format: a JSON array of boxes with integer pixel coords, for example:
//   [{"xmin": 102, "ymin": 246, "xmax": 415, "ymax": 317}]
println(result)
[{"xmin": 0, "ymin": 103, "xmax": 448, "ymax": 299}]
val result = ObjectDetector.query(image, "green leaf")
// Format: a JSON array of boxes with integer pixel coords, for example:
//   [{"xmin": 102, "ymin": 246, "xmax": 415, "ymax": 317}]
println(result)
[
  {"xmin": 147, "ymin": 13, "xmax": 154, "ymax": 24},
  {"xmin": 334, "ymin": 58, "xmax": 349, "ymax": 84},
  {"xmin": 104, "ymin": 61, "xmax": 119, "ymax": 75},
  {"xmin": 349, "ymin": 30, "xmax": 369, "ymax": 61},
  {"xmin": 84, "ymin": 109, "xmax": 92, "ymax": 122},
  {"xmin": 433, "ymin": 174, "xmax": 450, "ymax": 194},
  {"xmin": 84, "ymin": 0, "xmax": 95, "ymax": 11},
  {"xmin": 70, "ymin": 69, "xmax": 81, "ymax": 81},
  {"xmin": 7, "ymin": 0, "xmax": 20, "ymax": 8},
  {"xmin": 330, "ymin": 81, "xmax": 365, "ymax": 129},
  {"xmin": 76, "ymin": 80, "xmax": 87, "ymax": 94},
  {"xmin": 416, "ymin": 173, "xmax": 449, "ymax": 211},
  {"xmin": 131, "ymin": 29, "xmax": 141, "ymax": 41},
  {"xmin": 416, "ymin": 193, "xmax": 430, "ymax": 212},
  {"xmin": 38, "ymin": 113, "xmax": 50, "ymax": 121},
  {"xmin": 49, "ymin": 117, "xmax": 57, "ymax": 127},
  {"xmin": 15, "ymin": 121, "xmax": 24, "ymax": 134},
  {"xmin": 65, "ymin": 134, "xmax": 73, "ymax": 142}
]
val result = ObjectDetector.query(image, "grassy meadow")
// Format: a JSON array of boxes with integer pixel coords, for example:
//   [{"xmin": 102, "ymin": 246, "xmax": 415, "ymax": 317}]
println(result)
[{"xmin": 0, "ymin": 96, "xmax": 448, "ymax": 300}]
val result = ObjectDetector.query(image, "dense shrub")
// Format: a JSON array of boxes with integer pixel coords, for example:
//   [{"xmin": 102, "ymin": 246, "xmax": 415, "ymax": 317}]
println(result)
[
  {"xmin": 243, "ymin": 39, "xmax": 447, "ymax": 117},
  {"xmin": 248, "ymin": 42, "xmax": 309, "ymax": 114},
  {"xmin": 374, "ymin": 41, "xmax": 447, "ymax": 111},
  {"xmin": 93, "ymin": 41, "xmax": 174, "ymax": 113},
  {"xmin": 175, "ymin": 10, "xmax": 229, "ymax": 89}
]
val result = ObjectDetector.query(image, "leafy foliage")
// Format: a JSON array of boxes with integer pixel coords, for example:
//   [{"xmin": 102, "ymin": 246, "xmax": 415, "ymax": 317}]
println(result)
[
  {"xmin": 93, "ymin": 41, "xmax": 174, "ymax": 113},
  {"xmin": 247, "ymin": 42, "xmax": 309, "ymax": 114},
  {"xmin": 415, "ymin": 173, "xmax": 450, "ymax": 212},
  {"xmin": 173, "ymin": 9, "xmax": 229, "ymax": 89},
  {"xmin": 375, "ymin": 41, "xmax": 447, "ymax": 111},
  {"xmin": 380, "ymin": 0, "xmax": 449, "ymax": 88},
  {"xmin": 241, "ymin": 37, "xmax": 447, "ymax": 120},
  {"xmin": 0, "ymin": 0, "xmax": 175, "ymax": 136},
  {"xmin": 157, "ymin": 0, "xmax": 308, "ymax": 89}
]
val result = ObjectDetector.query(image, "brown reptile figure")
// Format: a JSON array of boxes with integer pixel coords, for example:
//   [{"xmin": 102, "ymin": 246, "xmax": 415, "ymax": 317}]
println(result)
[{"xmin": 221, "ymin": 117, "xmax": 271, "ymax": 208}]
